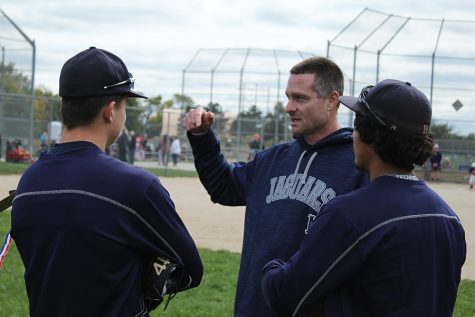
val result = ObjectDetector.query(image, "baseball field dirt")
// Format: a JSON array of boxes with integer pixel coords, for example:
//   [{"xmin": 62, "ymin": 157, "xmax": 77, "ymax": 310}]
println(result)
[{"xmin": 1, "ymin": 175, "xmax": 473, "ymax": 280}]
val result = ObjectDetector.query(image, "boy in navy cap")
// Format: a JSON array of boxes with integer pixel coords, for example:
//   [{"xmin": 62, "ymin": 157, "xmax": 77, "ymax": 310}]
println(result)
[
  {"xmin": 261, "ymin": 79, "xmax": 466, "ymax": 317},
  {"xmin": 11, "ymin": 47, "xmax": 203, "ymax": 317}
]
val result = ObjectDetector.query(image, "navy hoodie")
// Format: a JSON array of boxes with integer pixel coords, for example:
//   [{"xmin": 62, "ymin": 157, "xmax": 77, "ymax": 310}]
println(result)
[{"xmin": 188, "ymin": 128, "xmax": 368, "ymax": 316}]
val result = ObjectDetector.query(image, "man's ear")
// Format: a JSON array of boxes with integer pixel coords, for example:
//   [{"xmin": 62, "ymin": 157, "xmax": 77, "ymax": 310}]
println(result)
[
  {"xmin": 327, "ymin": 90, "xmax": 340, "ymax": 110},
  {"xmin": 103, "ymin": 100, "xmax": 117, "ymax": 123}
]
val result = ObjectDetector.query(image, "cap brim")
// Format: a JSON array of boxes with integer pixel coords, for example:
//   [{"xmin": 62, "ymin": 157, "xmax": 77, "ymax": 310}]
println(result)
[
  {"xmin": 339, "ymin": 96, "xmax": 362, "ymax": 114},
  {"xmin": 128, "ymin": 90, "xmax": 148, "ymax": 99}
]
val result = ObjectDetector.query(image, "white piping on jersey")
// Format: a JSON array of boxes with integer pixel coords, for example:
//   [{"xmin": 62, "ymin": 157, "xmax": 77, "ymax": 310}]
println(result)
[
  {"xmin": 291, "ymin": 213, "xmax": 462, "ymax": 317},
  {"xmin": 134, "ymin": 297, "xmax": 147, "ymax": 317},
  {"xmin": 13, "ymin": 189, "xmax": 183, "ymax": 265},
  {"xmin": 293, "ymin": 151, "xmax": 318, "ymax": 185}
]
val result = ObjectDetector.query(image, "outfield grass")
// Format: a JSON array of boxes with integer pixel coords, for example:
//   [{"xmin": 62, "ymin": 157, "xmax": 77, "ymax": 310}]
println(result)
[
  {"xmin": 0, "ymin": 161, "xmax": 198, "ymax": 177},
  {"xmin": 0, "ymin": 162, "xmax": 31, "ymax": 175},
  {"xmin": 0, "ymin": 210, "xmax": 236, "ymax": 316},
  {"xmin": 1, "ymin": 212, "xmax": 474, "ymax": 316}
]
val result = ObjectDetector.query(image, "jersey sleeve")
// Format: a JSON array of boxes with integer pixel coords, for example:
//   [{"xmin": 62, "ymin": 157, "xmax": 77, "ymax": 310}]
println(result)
[
  {"xmin": 187, "ymin": 130, "xmax": 254, "ymax": 206},
  {"xmin": 261, "ymin": 204, "xmax": 367, "ymax": 316},
  {"xmin": 128, "ymin": 176, "xmax": 204, "ymax": 289}
]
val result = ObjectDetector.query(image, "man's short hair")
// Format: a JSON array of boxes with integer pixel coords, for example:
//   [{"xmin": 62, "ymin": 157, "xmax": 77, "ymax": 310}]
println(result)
[
  {"xmin": 61, "ymin": 95, "xmax": 124, "ymax": 129},
  {"xmin": 354, "ymin": 113, "xmax": 434, "ymax": 170},
  {"xmin": 290, "ymin": 56, "xmax": 344, "ymax": 98}
]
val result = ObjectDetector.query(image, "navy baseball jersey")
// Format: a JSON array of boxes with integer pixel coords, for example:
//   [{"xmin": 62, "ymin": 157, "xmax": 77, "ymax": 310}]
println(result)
[
  {"xmin": 11, "ymin": 141, "xmax": 203, "ymax": 317},
  {"xmin": 262, "ymin": 175, "xmax": 466, "ymax": 317}
]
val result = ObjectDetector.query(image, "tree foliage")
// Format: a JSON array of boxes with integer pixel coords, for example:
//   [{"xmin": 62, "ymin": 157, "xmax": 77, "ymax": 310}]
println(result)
[
  {"xmin": 429, "ymin": 122, "xmax": 473, "ymax": 140},
  {"xmin": 230, "ymin": 105, "xmax": 262, "ymax": 138},
  {"xmin": 0, "ymin": 63, "xmax": 31, "ymax": 94},
  {"xmin": 264, "ymin": 101, "xmax": 288, "ymax": 143},
  {"xmin": 228, "ymin": 102, "xmax": 289, "ymax": 145},
  {"xmin": 173, "ymin": 93, "xmax": 194, "ymax": 110}
]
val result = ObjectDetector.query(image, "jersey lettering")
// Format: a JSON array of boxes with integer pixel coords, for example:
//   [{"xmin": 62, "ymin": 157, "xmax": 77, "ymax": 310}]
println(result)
[{"xmin": 266, "ymin": 173, "xmax": 336, "ymax": 213}]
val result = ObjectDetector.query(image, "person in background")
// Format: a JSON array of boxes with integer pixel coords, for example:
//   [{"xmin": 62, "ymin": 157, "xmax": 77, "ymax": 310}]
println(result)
[
  {"xmin": 128, "ymin": 130, "xmax": 136, "ymax": 164},
  {"xmin": 170, "ymin": 136, "xmax": 182, "ymax": 167},
  {"xmin": 183, "ymin": 56, "xmax": 368, "ymax": 316},
  {"xmin": 136, "ymin": 132, "xmax": 145, "ymax": 161},
  {"xmin": 159, "ymin": 134, "xmax": 170, "ymax": 167},
  {"xmin": 261, "ymin": 79, "xmax": 466, "ymax": 317},
  {"xmin": 248, "ymin": 133, "xmax": 261, "ymax": 160},
  {"xmin": 117, "ymin": 128, "xmax": 129, "ymax": 162},
  {"xmin": 430, "ymin": 143, "xmax": 442, "ymax": 181},
  {"xmin": 40, "ymin": 131, "xmax": 48, "ymax": 152},
  {"xmin": 469, "ymin": 162, "xmax": 475, "ymax": 190},
  {"xmin": 11, "ymin": 47, "xmax": 202, "ymax": 317}
]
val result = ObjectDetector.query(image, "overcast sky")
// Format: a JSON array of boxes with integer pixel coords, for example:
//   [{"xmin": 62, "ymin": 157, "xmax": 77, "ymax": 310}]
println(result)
[{"xmin": 1, "ymin": 0, "xmax": 475, "ymax": 134}]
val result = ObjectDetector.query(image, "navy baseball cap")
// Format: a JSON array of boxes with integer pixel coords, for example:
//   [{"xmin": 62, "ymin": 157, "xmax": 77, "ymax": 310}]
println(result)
[
  {"xmin": 59, "ymin": 47, "xmax": 148, "ymax": 99},
  {"xmin": 339, "ymin": 79, "xmax": 431, "ymax": 136}
]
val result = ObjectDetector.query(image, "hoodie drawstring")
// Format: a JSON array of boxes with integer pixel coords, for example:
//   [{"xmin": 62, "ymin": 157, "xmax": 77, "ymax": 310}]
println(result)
[
  {"xmin": 293, "ymin": 150, "xmax": 307, "ymax": 183},
  {"xmin": 292, "ymin": 151, "xmax": 318, "ymax": 184},
  {"xmin": 302, "ymin": 152, "xmax": 317, "ymax": 184}
]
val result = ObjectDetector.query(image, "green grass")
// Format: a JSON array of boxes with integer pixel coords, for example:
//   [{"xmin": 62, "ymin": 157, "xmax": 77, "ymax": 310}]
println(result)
[
  {"xmin": 145, "ymin": 167, "xmax": 198, "ymax": 178},
  {"xmin": 0, "ymin": 161, "xmax": 197, "ymax": 178},
  {"xmin": 0, "ymin": 162, "xmax": 31, "ymax": 175},
  {"xmin": 0, "ymin": 210, "xmax": 236, "ymax": 316},
  {"xmin": 0, "ymin": 210, "xmax": 474, "ymax": 316},
  {"xmin": 156, "ymin": 249, "xmax": 238, "ymax": 317},
  {"xmin": 454, "ymin": 280, "xmax": 475, "ymax": 317}
]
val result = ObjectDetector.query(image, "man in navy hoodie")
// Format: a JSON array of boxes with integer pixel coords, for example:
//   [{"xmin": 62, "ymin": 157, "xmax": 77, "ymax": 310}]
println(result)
[
  {"xmin": 261, "ymin": 80, "xmax": 466, "ymax": 317},
  {"xmin": 11, "ymin": 47, "xmax": 203, "ymax": 317},
  {"xmin": 183, "ymin": 56, "xmax": 368, "ymax": 316}
]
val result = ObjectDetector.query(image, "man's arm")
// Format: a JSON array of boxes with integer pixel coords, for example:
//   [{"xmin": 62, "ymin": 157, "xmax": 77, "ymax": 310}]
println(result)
[{"xmin": 183, "ymin": 108, "xmax": 252, "ymax": 206}]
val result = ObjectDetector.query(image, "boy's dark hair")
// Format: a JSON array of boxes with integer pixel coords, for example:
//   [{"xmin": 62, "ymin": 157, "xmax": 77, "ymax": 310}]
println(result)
[
  {"xmin": 290, "ymin": 56, "xmax": 344, "ymax": 98},
  {"xmin": 354, "ymin": 113, "xmax": 434, "ymax": 170},
  {"xmin": 61, "ymin": 95, "xmax": 124, "ymax": 129}
]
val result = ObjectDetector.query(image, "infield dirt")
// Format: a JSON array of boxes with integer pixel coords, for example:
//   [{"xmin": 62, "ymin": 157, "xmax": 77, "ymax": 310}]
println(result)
[{"xmin": 1, "ymin": 175, "xmax": 473, "ymax": 280}]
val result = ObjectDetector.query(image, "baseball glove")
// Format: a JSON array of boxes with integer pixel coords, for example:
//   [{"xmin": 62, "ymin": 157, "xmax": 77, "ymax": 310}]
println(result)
[{"xmin": 143, "ymin": 255, "xmax": 186, "ymax": 312}]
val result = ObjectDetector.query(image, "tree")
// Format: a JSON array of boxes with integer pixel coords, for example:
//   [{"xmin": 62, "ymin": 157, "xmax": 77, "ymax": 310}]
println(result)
[
  {"xmin": 32, "ymin": 87, "xmax": 61, "ymax": 138},
  {"xmin": 146, "ymin": 96, "xmax": 174, "ymax": 137},
  {"xmin": 204, "ymin": 102, "xmax": 229, "ymax": 136},
  {"xmin": 230, "ymin": 105, "xmax": 263, "ymax": 138},
  {"xmin": 430, "ymin": 123, "xmax": 456, "ymax": 139},
  {"xmin": 264, "ymin": 101, "xmax": 288, "ymax": 144},
  {"xmin": 0, "ymin": 62, "xmax": 33, "ymax": 119},
  {"xmin": 146, "ymin": 94, "xmax": 195, "ymax": 138},
  {"xmin": 173, "ymin": 93, "xmax": 194, "ymax": 110},
  {"xmin": 0, "ymin": 62, "xmax": 31, "ymax": 95},
  {"xmin": 125, "ymin": 97, "xmax": 145, "ymax": 134}
]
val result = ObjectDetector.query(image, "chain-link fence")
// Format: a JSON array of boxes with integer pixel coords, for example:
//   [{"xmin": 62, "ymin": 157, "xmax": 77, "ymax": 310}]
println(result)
[
  {"xmin": 1, "ymin": 90, "xmax": 474, "ymax": 173},
  {"xmin": 0, "ymin": 92, "xmax": 61, "ymax": 159},
  {"xmin": 327, "ymin": 8, "xmax": 475, "ymax": 133},
  {"xmin": 1, "ymin": 9, "xmax": 474, "ymax": 169}
]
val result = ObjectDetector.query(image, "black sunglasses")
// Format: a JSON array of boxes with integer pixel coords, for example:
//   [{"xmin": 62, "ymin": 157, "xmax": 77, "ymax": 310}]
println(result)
[
  {"xmin": 103, "ymin": 72, "xmax": 135, "ymax": 90},
  {"xmin": 358, "ymin": 85, "xmax": 395, "ymax": 130}
]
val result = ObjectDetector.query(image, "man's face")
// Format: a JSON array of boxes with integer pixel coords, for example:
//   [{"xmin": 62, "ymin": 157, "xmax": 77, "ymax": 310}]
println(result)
[{"xmin": 285, "ymin": 73, "xmax": 332, "ymax": 145}]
